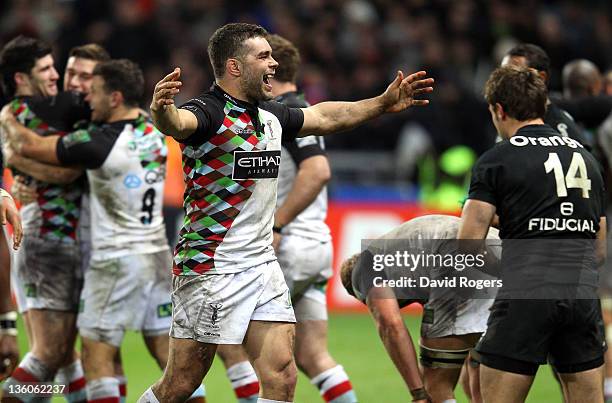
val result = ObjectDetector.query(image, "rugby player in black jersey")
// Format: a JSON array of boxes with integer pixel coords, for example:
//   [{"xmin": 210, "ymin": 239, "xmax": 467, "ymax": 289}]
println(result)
[
  {"xmin": 459, "ymin": 65, "xmax": 606, "ymax": 403},
  {"xmin": 501, "ymin": 43, "xmax": 591, "ymax": 150}
]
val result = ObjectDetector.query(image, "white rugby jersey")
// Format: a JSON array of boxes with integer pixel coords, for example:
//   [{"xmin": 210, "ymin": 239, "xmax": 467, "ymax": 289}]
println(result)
[
  {"xmin": 175, "ymin": 84, "xmax": 304, "ymax": 275},
  {"xmin": 380, "ymin": 215, "xmax": 499, "ymax": 245},
  {"xmin": 274, "ymin": 91, "xmax": 330, "ymax": 241},
  {"xmin": 56, "ymin": 115, "xmax": 169, "ymax": 260}
]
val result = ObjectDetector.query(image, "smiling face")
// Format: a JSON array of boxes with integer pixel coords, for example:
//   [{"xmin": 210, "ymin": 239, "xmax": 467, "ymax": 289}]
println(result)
[
  {"xmin": 28, "ymin": 54, "xmax": 59, "ymax": 97},
  {"xmin": 64, "ymin": 56, "xmax": 98, "ymax": 94},
  {"xmin": 85, "ymin": 75, "xmax": 112, "ymax": 123},
  {"xmin": 237, "ymin": 36, "xmax": 278, "ymax": 102}
]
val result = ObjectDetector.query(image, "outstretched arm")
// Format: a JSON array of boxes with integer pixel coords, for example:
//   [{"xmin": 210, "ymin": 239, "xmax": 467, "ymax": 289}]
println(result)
[
  {"xmin": 150, "ymin": 68, "xmax": 199, "ymax": 140},
  {"xmin": 300, "ymin": 71, "xmax": 434, "ymax": 136},
  {"xmin": 367, "ymin": 291, "xmax": 429, "ymax": 402}
]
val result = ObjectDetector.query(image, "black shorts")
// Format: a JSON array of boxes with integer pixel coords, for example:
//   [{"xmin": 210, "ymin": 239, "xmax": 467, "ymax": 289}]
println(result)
[{"xmin": 475, "ymin": 298, "xmax": 606, "ymax": 375}]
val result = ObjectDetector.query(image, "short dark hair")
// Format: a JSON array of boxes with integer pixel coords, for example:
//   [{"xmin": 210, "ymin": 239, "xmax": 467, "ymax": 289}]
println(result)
[
  {"xmin": 340, "ymin": 253, "xmax": 361, "ymax": 299},
  {"xmin": 484, "ymin": 65, "xmax": 547, "ymax": 121},
  {"xmin": 207, "ymin": 23, "xmax": 268, "ymax": 79},
  {"xmin": 267, "ymin": 34, "xmax": 300, "ymax": 84},
  {"xmin": 506, "ymin": 43, "xmax": 550, "ymax": 77},
  {"xmin": 0, "ymin": 35, "xmax": 53, "ymax": 97},
  {"xmin": 69, "ymin": 44, "xmax": 110, "ymax": 62},
  {"xmin": 93, "ymin": 59, "xmax": 144, "ymax": 107}
]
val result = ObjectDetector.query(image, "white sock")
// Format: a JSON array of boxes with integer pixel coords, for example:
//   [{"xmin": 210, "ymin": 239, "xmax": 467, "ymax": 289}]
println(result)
[
  {"xmin": 227, "ymin": 361, "xmax": 259, "ymax": 402},
  {"xmin": 2, "ymin": 352, "xmax": 53, "ymax": 402},
  {"xmin": 605, "ymin": 377, "xmax": 612, "ymax": 397},
  {"xmin": 87, "ymin": 377, "xmax": 120, "ymax": 402},
  {"xmin": 55, "ymin": 359, "xmax": 87, "ymax": 402},
  {"xmin": 441, "ymin": 400, "xmax": 457, "ymax": 403},
  {"xmin": 257, "ymin": 399, "xmax": 291, "ymax": 403},
  {"xmin": 310, "ymin": 365, "xmax": 357, "ymax": 402},
  {"xmin": 138, "ymin": 387, "xmax": 160, "ymax": 403}
]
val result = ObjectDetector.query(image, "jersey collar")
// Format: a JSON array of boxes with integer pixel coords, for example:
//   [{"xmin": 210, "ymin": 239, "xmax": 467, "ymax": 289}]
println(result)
[
  {"xmin": 515, "ymin": 124, "xmax": 555, "ymax": 136},
  {"xmin": 211, "ymin": 83, "xmax": 259, "ymax": 112}
]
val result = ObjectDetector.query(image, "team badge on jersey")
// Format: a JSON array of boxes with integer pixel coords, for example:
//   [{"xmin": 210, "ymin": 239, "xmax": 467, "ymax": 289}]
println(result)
[{"xmin": 232, "ymin": 150, "xmax": 281, "ymax": 179}]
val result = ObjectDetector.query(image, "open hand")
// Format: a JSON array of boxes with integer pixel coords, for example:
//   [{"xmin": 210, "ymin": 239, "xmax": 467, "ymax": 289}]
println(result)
[
  {"xmin": 0, "ymin": 192, "xmax": 23, "ymax": 250},
  {"xmin": 151, "ymin": 68, "xmax": 183, "ymax": 111},
  {"xmin": 381, "ymin": 71, "xmax": 434, "ymax": 113}
]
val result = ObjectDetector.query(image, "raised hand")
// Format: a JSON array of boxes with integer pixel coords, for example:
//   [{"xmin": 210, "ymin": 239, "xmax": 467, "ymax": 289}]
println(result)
[
  {"xmin": 150, "ymin": 67, "xmax": 182, "ymax": 111},
  {"xmin": 381, "ymin": 70, "xmax": 434, "ymax": 113}
]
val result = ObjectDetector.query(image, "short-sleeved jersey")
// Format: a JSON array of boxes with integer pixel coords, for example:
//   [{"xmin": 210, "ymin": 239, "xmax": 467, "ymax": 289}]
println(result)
[
  {"xmin": 9, "ymin": 93, "xmax": 89, "ymax": 244},
  {"xmin": 174, "ymin": 84, "xmax": 304, "ymax": 275},
  {"xmin": 468, "ymin": 124, "xmax": 605, "ymax": 289},
  {"xmin": 469, "ymin": 124, "xmax": 604, "ymax": 239},
  {"xmin": 56, "ymin": 115, "xmax": 169, "ymax": 260},
  {"xmin": 351, "ymin": 215, "xmax": 500, "ymax": 302},
  {"xmin": 275, "ymin": 91, "xmax": 330, "ymax": 241}
]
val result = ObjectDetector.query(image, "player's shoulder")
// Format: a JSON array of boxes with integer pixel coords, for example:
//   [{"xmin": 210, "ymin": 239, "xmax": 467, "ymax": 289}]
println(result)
[
  {"xmin": 474, "ymin": 140, "xmax": 509, "ymax": 165},
  {"xmin": 179, "ymin": 89, "xmax": 222, "ymax": 114}
]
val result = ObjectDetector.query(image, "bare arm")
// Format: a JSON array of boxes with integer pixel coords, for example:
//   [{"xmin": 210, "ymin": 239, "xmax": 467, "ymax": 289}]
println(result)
[
  {"xmin": 299, "ymin": 71, "xmax": 433, "ymax": 136},
  {"xmin": 458, "ymin": 200, "xmax": 497, "ymax": 240},
  {"xmin": 0, "ymin": 106, "xmax": 62, "ymax": 165},
  {"xmin": 0, "ymin": 226, "xmax": 19, "ymax": 380},
  {"xmin": 274, "ymin": 155, "xmax": 330, "ymax": 227},
  {"xmin": 0, "ymin": 229, "xmax": 14, "ymax": 313},
  {"xmin": 367, "ymin": 291, "xmax": 427, "ymax": 402},
  {"xmin": 8, "ymin": 154, "xmax": 81, "ymax": 184},
  {"xmin": 149, "ymin": 68, "xmax": 199, "ymax": 140}
]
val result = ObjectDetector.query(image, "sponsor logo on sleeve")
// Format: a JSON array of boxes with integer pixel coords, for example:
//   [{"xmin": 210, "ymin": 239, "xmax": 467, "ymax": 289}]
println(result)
[
  {"xmin": 62, "ymin": 129, "xmax": 91, "ymax": 148},
  {"xmin": 156, "ymin": 302, "xmax": 172, "ymax": 318},
  {"xmin": 232, "ymin": 150, "xmax": 281, "ymax": 179}
]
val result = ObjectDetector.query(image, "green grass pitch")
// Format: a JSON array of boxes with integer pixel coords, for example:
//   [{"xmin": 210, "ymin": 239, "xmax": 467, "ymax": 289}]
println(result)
[{"xmin": 11, "ymin": 314, "xmax": 561, "ymax": 402}]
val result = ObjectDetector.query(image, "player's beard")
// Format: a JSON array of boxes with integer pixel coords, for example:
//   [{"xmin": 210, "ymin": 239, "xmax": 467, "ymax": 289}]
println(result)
[{"xmin": 240, "ymin": 66, "xmax": 271, "ymax": 103}]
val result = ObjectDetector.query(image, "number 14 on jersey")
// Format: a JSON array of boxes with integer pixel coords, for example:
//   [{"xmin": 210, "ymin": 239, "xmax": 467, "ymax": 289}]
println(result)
[{"xmin": 544, "ymin": 152, "xmax": 591, "ymax": 198}]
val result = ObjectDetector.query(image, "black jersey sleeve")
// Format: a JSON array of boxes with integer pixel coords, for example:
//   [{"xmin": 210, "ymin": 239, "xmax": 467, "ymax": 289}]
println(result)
[
  {"xmin": 56, "ymin": 124, "xmax": 119, "ymax": 169},
  {"xmin": 468, "ymin": 148, "xmax": 502, "ymax": 207},
  {"xmin": 28, "ymin": 92, "xmax": 91, "ymax": 131},
  {"xmin": 177, "ymin": 96, "xmax": 222, "ymax": 146},
  {"xmin": 262, "ymin": 101, "xmax": 304, "ymax": 142},
  {"xmin": 283, "ymin": 136, "xmax": 326, "ymax": 165}
]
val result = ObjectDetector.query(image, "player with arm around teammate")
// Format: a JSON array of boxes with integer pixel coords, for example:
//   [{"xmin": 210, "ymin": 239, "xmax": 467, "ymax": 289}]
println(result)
[{"xmin": 1, "ymin": 59, "xmax": 205, "ymax": 403}]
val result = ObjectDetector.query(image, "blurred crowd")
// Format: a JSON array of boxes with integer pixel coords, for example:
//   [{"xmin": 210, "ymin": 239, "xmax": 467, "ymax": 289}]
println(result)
[{"xmin": 0, "ymin": 0, "xmax": 611, "ymax": 158}]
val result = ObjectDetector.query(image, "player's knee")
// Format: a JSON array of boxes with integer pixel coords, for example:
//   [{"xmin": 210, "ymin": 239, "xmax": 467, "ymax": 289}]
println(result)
[
  {"xmin": 34, "ymin": 342, "xmax": 72, "ymax": 371},
  {"xmin": 259, "ymin": 357, "xmax": 297, "ymax": 389}
]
